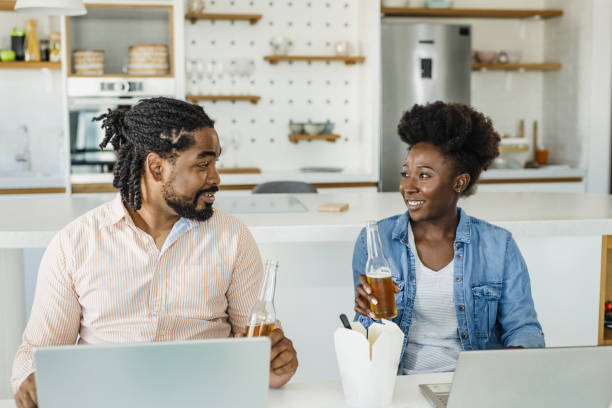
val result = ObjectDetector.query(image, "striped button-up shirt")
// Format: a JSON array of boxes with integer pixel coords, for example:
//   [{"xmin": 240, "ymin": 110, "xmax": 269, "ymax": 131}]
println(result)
[{"xmin": 11, "ymin": 195, "xmax": 263, "ymax": 393}]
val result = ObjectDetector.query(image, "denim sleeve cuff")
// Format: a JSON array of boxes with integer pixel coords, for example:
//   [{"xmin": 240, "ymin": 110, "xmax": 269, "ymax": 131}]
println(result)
[{"xmin": 505, "ymin": 328, "xmax": 546, "ymax": 348}]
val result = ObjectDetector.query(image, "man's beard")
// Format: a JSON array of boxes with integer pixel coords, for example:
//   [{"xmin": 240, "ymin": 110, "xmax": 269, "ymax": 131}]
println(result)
[{"xmin": 162, "ymin": 182, "xmax": 219, "ymax": 222}]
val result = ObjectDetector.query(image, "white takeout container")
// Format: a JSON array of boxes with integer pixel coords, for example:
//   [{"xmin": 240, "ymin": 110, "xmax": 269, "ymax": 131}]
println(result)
[{"xmin": 334, "ymin": 320, "xmax": 405, "ymax": 408}]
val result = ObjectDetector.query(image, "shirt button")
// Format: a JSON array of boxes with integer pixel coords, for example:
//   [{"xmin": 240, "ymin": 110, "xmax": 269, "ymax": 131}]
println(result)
[
  {"xmin": 461, "ymin": 332, "xmax": 468, "ymax": 339},
  {"xmin": 457, "ymin": 254, "xmax": 462, "ymax": 259},
  {"xmin": 456, "ymin": 276, "xmax": 462, "ymax": 282},
  {"xmin": 159, "ymin": 329, "xmax": 166, "ymax": 336},
  {"xmin": 455, "ymin": 243, "xmax": 461, "ymax": 248},
  {"xmin": 458, "ymin": 305, "xmax": 465, "ymax": 311}
]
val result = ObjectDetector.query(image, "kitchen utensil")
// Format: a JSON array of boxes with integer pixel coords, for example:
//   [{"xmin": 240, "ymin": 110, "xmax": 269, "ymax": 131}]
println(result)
[
  {"xmin": 517, "ymin": 119, "xmax": 525, "ymax": 138},
  {"xmin": 497, "ymin": 51, "xmax": 509, "ymax": 64},
  {"xmin": 289, "ymin": 121, "xmax": 304, "ymax": 134},
  {"xmin": 304, "ymin": 123, "xmax": 326, "ymax": 135},
  {"xmin": 474, "ymin": 50, "xmax": 498, "ymax": 63},
  {"xmin": 11, "ymin": 27, "xmax": 26, "ymax": 61},
  {"xmin": 507, "ymin": 51, "xmax": 522, "ymax": 63},
  {"xmin": 49, "ymin": 32, "xmax": 61, "ymax": 62},
  {"xmin": 334, "ymin": 41, "xmax": 352, "ymax": 57},
  {"xmin": 39, "ymin": 39, "xmax": 49, "ymax": 61},
  {"xmin": 536, "ymin": 149, "xmax": 548, "ymax": 165},
  {"xmin": 73, "ymin": 49, "xmax": 104, "ymax": 75},
  {"xmin": 322, "ymin": 120, "xmax": 335, "ymax": 134},
  {"xmin": 269, "ymin": 36, "xmax": 292, "ymax": 56},
  {"xmin": 382, "ymin": 0, "xmax": 409, "ymax": 7},
  {"xmin": 426, "ymin": 0, "xmax": 452, "ymax": 8},
  {"xmin": 26, "ymin": 19, "xmax": 41, "ymax": 62},
  {"xmin": 187, "ymin": 0, "xmax": 205, "ymax": 13},
  {"xmin": 128, "ymin": 44, "xmax": 169, "ymax": 75},
  {"xmin": 524, "ymin": 120, "xmax": 540, "ymax": 168}
]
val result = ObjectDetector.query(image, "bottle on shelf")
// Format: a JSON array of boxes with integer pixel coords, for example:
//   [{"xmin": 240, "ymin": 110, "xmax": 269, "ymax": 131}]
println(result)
[{"xmin": 244, "ymin": 259, "xmax": 278, "ymax": 337}]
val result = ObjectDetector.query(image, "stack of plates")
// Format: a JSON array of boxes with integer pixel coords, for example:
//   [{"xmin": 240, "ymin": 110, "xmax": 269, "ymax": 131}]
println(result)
[
  {"xmin": 73, "ymin": 50, "xmax": 104, "ymax": 75},
  {"xmin": 128, "ymin": 44, "xmax": 169, "ymax": 75}
]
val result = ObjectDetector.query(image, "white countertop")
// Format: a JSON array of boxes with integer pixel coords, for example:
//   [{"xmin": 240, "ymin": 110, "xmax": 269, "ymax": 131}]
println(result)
[
  {"xmin": 0, "ymin": 372, "xmax": 452, "ymax": 408},
  {"xmin": 70, "ymin": 169, "xmax": 378, "ymax": 186},
  {"xmin": 480, "ymin": 166, "xmax": 586, "ymax": 180},
  {"xmin": 1, "ymin": 191, "xmax": 612, "ymax": 248},
  {"xmin": 68, "ymin": 167, "xmax": 586, "ymax": 186},
  {"xmin": 0, "ymin": 167, "xmax": 586, "ymax": 189}
]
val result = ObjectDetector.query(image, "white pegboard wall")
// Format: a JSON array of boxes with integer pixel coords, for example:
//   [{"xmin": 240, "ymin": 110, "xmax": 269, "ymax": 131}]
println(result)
[{"xmin": 184, "ymin": 0, "xmax": 373, "ymax": 172}]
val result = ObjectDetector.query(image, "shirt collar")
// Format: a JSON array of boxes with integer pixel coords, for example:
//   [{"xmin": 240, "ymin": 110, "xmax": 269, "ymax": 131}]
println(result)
[
  {"xmin": 391, "ymin": 207, "xmax": 471, "ymax": 244},
  {"xmin": 101, "ymin": 194, "xmax": 130, "ymax": 229}
]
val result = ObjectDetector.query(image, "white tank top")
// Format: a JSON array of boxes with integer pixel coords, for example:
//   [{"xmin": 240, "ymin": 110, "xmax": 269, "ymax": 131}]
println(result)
[{"xmin": 402, "ymin": 224, "xmax": 463, "ymax": 375}]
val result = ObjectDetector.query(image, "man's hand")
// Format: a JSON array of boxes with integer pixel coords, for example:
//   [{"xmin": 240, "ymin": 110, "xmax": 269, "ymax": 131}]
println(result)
[
  {"xmin": 268, "ymin": 328, "xmax": 298, "ymax": 388},
  {"xmin": 15, "ymin": 373, "xmax": 37, "ymax": 408}
]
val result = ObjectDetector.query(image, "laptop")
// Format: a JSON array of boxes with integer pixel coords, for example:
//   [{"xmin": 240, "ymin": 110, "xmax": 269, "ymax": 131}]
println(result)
[
  {"xmin": 420, "ymin": 346, "xmax": 612, "ymax": 408},
  {"xmin": 34, "ymin": 338, "xmax": 270, "ymax": 408}
]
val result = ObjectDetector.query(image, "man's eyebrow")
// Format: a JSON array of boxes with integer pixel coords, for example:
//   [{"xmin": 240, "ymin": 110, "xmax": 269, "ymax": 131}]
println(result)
[
  {"xmin": 196, "ymin": 150, "xmax": 218, "ymax": 159},
  {"xmin": 417, "ymin": 165, "xmax": 436, "ymax": 172}
]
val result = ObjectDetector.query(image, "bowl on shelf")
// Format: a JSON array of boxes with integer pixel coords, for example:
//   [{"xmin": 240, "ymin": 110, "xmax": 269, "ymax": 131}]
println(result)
[
  {"xmin": 304, "ymin": 123, "xmax": 326, "ymax": 135},
  {"xmin": 426, "ymin": 0, "xmax": 452, "ymax": 8},
  {"xmin": 507, "ymin": 51, "xmax": 522, "ymax": 64},
  {"xmin": 322, "ymin": 120, "xmax": 335, "ymax": 134},
  {"xmin": 474, "ymin": 50, "xmax": 499, "ymax": 64},
  {"xmin": 289, "ymin": 121, "xmax": 304, "ymax": 134}
]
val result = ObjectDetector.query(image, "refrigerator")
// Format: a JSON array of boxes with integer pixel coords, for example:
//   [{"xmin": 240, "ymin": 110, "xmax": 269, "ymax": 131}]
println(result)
[{"xmin": 380, "ymin": 21, "xmax": 472, "ymax": 192}]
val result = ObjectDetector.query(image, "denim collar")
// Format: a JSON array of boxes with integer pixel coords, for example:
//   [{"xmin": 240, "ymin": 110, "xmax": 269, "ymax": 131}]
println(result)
[{"xmin": 391, "ymin": 207, "xmax": 472, "ymax": 244}]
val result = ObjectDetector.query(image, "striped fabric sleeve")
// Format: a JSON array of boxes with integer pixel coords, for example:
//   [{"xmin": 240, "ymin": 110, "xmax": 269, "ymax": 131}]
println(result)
[
  {"xmin": 11, "ymin": 232, "xmax": 81, "ymax": 394},
  {"xmin": 226, "ymin": 224, "xmax": 263, "ymax": 336}
]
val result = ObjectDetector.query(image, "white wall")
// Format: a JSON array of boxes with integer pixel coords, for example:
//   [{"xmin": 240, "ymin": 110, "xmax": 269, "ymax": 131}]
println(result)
[
  {"xmin": 543, "ymin": 0, "xmax": 612, "ymax": 193},
  {"xmin": 0, "ymin": 12, "xmax": 65, "ymax": 177},
  {"xmin": 183, "ymin": 0, "xmax": 376, "ymax": 176}
]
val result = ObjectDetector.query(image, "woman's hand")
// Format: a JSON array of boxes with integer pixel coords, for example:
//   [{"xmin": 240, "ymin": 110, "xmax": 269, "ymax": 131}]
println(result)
[{"xmin": 354, "ymin": 274, "xmax": 400, "ymax": 319}]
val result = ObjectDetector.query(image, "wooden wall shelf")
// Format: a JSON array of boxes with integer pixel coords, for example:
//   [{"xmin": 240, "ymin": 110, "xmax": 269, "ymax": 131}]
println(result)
[
  {"xmin": 499, "ymin": 145, "xmax": 529, "ymax": 153},
  {"xmin": 218, "ymin": 167, "xmax": 261, "ymax": 174},
  {"xmin": 264, "ymin": 56, "xmax": 365, "ymax": 65},
  {"xmin": 67, "ymin": 73, "xmax": 174, "ymax": 78},
  {"xmin": 186, "ymin": 95, "xmax": 261, "ymax": 104},
  {"xmin": 289, "ymin": 134, "xmax": 341, "ymax": 144},
  {"xmin": 186, "ymin": 12, "xmax": 262, "ymax": 24},
  {"xmin": 472, "ymin": 63, "xmax": 562, "ymax": 71},
  {"xmin": 381, "ymin": 7, "xmax": 563, "ymax": 19},
  {"xmin": 0, "ymin": 61, "xmax": 61, "ymax": 69},
  {"xmin": 0, "ymin": 1, "xmax": 15, "ymax": 11}
]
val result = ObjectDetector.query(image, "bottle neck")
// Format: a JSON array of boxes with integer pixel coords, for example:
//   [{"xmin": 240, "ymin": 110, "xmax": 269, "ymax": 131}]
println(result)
[
  {"xmin": 366, "ymin": 221, "xmax": 384, "ymax": 260},
  {"xmin": 258, "ymin": 260, "xmax": 278, "ymax": 303}
]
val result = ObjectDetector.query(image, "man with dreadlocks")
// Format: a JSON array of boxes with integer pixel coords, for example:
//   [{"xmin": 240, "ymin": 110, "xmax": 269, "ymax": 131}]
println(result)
[{"xmin": 11, "ymin": 97, "xmax": 298, "ymax": 408}]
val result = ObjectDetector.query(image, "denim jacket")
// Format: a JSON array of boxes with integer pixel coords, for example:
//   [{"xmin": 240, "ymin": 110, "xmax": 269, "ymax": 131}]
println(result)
[{"xmin": 352, "ymin": 208, "xmax": 545, "ymax": 374}]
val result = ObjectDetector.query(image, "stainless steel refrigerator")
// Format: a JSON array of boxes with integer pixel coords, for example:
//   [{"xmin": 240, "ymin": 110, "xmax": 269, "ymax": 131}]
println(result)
[{"xmin": 380, "ymin": 21, "xmax": 472, "ymax": 192}]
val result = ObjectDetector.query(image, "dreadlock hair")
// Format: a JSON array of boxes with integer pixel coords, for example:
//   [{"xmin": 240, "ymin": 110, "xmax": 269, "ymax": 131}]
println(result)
[{"xmin": 93, "ymin": 97, "xmax": 215, "ymax": 211}]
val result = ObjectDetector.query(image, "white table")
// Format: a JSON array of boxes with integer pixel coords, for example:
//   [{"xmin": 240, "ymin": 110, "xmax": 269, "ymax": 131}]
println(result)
[
  {"xmin": 0, "ymin": 372, "xmax": 453, "ymax": 408},
  {"xmin": 1, "ymin": 191, "xmax": 612, "ymax": 396}
]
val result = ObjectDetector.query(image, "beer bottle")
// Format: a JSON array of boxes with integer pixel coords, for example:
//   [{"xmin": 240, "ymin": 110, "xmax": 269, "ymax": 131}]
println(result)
[
  {"xmin": 365, "ymin": 221, "xmax": 397, "ymax": 319},
  {"xmin": 244, "ymin": 260, "xmax": 278, "ymax": 337}
]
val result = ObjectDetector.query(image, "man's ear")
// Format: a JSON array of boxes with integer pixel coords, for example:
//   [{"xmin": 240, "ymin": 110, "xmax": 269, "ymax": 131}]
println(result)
[{"xmin": 145, "ymin": 152, "xmax": 164, "ymax": 182}]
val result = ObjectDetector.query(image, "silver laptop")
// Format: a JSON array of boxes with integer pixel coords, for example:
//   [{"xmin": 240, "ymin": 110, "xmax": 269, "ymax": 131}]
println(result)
[
  {"xmin": 34, "ymin": 338, "xmax": 270, "ymax": 408},
  {"xmin": 420, "ymin": 346, "xmax": 612, "ymax": 408}
]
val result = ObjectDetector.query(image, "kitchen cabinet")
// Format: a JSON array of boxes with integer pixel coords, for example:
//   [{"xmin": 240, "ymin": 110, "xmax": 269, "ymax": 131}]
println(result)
[{"xmin": 600, "ymin": 236, "xmax": 612, "ymax": 346}]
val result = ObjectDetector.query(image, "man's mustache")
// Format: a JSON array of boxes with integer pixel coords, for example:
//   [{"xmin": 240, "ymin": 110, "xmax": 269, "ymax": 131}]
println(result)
[{"xmin": 195, "ymin": 185, "xmax": 219, "ymax": 202}]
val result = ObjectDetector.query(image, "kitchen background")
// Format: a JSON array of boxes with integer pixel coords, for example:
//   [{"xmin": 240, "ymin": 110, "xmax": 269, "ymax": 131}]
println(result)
[
  {"xmin": 0, "ymin": 0, "xmax": 611, "ymax": 194},
  {"xmin": 1, "ymin": 0, "xmax": 612, "ymax": 398}
]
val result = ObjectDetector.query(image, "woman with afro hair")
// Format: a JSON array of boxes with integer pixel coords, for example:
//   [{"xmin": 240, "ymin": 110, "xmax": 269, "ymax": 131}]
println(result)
[{"xmin": 352, "ymin": 101, "xmax": 544, "ymax": 375}]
